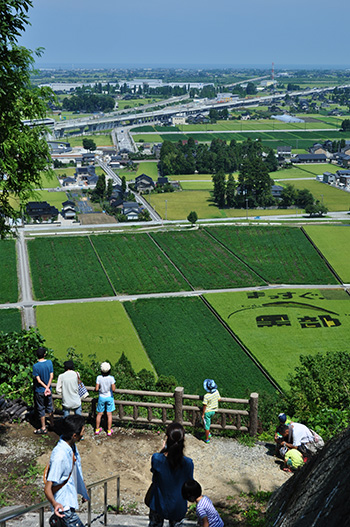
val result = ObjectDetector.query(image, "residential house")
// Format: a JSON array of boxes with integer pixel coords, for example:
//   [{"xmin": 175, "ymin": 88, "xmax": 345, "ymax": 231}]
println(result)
[
  {"xmin": 134, "ymin": 174, "xmax": 155, "ymax": 193},
  {"xmin": 309, "ymin": 143, "xmax": 328, "ymax": 156},
  {"xmin": 333, "ymin": 152, "xmax": 350, "ymax": 168},
  {"xmin": 26, "ymin": 202, "xmax": 59, "ymax": 222},
  {"xmin": 86, "ymin": 174, "xmax": 99, "ymax": 186},
  {"xmin": 293, "ymin": 153, "xmax": 327, "ymax": 163},
  {"xmin": 172, "ymin": 113, "xmax": 187, "ymax": 126},
  {"xmin": 75, "ymin": 165, "xmax": 96, "ymax": 178},
  {"xmin": 122, "ymin": 201, "xmax": 142, "ymax": 221},
  {"xmin": 336, "ymin": 170, "xmax": 350, "ymax": 189},
  {"xmin": 157, "ymin": 176, "xmax": 169, "ymax": 186},
  {"xmin": 322, "ymin": 172, "xmax": 337, "ymax": 184},
  {"xmin": 271, "ymin": 185, "xmax": 284, "ymax": 199},
  {"xmin": 153, "ymin": 144, "xmax": 162, "ymax": 159},
  {"xmin": 82, "ymin": 152, "xmax": 95, "ymax": 165},
  {"xmin": 62, "ymin": 177, "xmax": 77, "ymax": 187},
  {"xmin": 61, "ymin": 201, "xmax": 76, "ymax": 220},
  {"xmin": 277, "ymin": 146, "xmax": 292, "ymax": 157}
]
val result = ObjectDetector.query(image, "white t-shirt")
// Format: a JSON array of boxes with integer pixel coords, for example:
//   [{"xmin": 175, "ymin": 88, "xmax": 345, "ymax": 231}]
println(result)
[
  {"xmin": 96, "ymin": 374, "xmax": 115, "ymax": 398},
  {"xmin": 292, "ymin": 422, "xmax": 314, "ymax": 446}
]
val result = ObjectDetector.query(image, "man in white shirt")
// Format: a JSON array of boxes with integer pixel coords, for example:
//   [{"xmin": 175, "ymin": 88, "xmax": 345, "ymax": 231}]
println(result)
[
  {"xmin": 279, "ymin": 422, "xmax": 316, "ymax": 458},
  {"xmin": 56, "ymin": 361, "xmax": 82, "ymax": 418}
]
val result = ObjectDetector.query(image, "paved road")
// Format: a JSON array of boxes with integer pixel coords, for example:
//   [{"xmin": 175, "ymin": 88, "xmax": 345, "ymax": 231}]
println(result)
[{"xmin": 16, "ymin": 231, "xmax": 36, "ymax": 329}]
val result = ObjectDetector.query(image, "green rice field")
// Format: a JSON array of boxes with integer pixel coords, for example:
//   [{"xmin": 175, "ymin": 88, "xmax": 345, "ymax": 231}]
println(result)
[
  {"xmin": 36, "ymin": 302, "xmax": 154, "ymax": 373},
  {"xmin": 283, "ymin": 180, "xmax": 350, "ymax": 212},
  {"xmin": 304, "ymin": 225, "xmax": 350, "ymax": 283},
  {"xmin": 0, "ymin": 240, "xmax": 18, "ymax": 303},
  {"xmin": 34, "ymin": 190, "xmax": 68, "ymax": 208},
  {"xmin": 274, "ymin": 164, "xmax": 339, "ymax": 181},
  {"xmin": 124, "ymin": 296, "xmax": 275, "ymax": 397},
  {"xmin": 180, "ymin": 181, "xmax": 214, "ymax": 190},
  {"xmin": 90, "ymin": 233, "xmax": 190, "ymax": 294},
  {"xmin": 206, "ymin": 289, "xmax": 350, "ymax": 391},
  {"xmin": 27, "ymin": 237, "xmax": 114, "ymax": 301},
  {"xmin": 206, "ymin": 226, "xmax": 338, "ymax": 285},
  {"xmin": 0, "ymin": 309, "xmax": 22, "ymax": 333},
  {"xmin": 150, "ymin": 230, "xmax": 266, "ymax": 289}
]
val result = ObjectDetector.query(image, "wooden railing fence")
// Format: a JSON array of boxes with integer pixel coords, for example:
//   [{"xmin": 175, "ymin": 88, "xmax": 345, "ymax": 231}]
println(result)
[{"xmin": 52, "ymin": 385, "xmax": 259, "ymax": 436}]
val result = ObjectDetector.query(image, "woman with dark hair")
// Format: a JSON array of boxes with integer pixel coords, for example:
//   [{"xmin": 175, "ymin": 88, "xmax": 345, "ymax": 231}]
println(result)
[{"xmin": 148, "ymin": 422, "xmax": 194, "ymax": 527}]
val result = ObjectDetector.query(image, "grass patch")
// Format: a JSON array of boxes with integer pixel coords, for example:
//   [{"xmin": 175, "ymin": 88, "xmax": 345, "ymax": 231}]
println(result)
[
  {"xmin": 206, "ymin": 226, "xmax": 338, "ymax": 285},
  {"xmin": 132, "ymin": 134, "xmax": 162, "ymax": 143},
  {"xmin": 0, "ymin": 309, "xmax": 22, "ymax": 333},
  {"xmin": 304, "ymin": 225, "xmax": 350, "ymax": 283},
  {"xmin": 90, "ymin": 233, "xmax": 191, "ymax": 294},
  {"xmin": 151, "ymin": 230, "xmax": 266, "ymax": 289},
  {"xmin": 206, "ymin": 289, "xmax": 350, "ymax": 391},
  {"xmin": 180, "ymin": 181, "xmax": 214, "ymax": 190},
  {"xmin": 39, "ymin": 172, "xmax": 59, "ymax": 189},
  {"xmin": 27, "ymin": 236, "xmax": 114, "ymax": 301},
  {"xmin": 124, "ymin": 296, "xmax": 275, "ymax": 397},
  {"xmin": 0, "ymin": 240, "xmax": 18, "ymax": 303},
  {"xmin": 136, "ymin": 161, "xmax": 159, "ymax": 179},
  {"xmin": 65, "ymin": 134, "xmax": 113, "ymax": 147},
  {"xmin": 36, "ymin": 302, "xmax": 154, "ymax": 373},
  {"xmin": 282, "ymin": 180, "xmax": 350, "ymax": 212},
  {"xmin": 33, "ymin": 190, "xmax": 68, "ymax": 208}
]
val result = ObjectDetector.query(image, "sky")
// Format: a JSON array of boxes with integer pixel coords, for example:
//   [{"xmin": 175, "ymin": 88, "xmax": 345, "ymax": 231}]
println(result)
[{"xmin": 19, "ymin": 0, "xmax": 350, "ymax": 69}]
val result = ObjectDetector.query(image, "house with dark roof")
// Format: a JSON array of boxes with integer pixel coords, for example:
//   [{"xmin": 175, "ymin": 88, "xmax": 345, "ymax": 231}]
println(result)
[
  {"xmin": 277, "ymin": 146, "xmax": 292, "ymax": 157},
  {"xmin": 333, "ymin": 152, "xmax": 350, "ymax": 168},
  {"xmin": 309, "ymin": 143, "xmax": 328, "ymax": 156},
  {"xmin": 122, "ymin": 201, "xmax": 142, "ymax": 221},
  {"xmin": 61, "ymin": 205, "xmax": 76, "ymax": 220},
  {"xmin": 271, "ymin": 185, "xmax": 284, "ymax": 199},
  {"xmin": 86, "ymin": 174, "xmax": 99, "ymax": 186},
  {"xmin": 82, "ymin": 152, "xmax": 95, "ymax": 164},
  {"xmin": 134, "ymin": 174, "xmax": 155, "ymax": 193},
  {"xmin": 322, "ymin": 171, "xmax": 336, "ymax": 184},
  {"xmin": 157, "ymin": 176, "xmax": 169, "ymax": 186},
  {"xmin": 26, "ymin": 202, "xmax": 59, "ymax": 222},
  {"xmin": 293, "ymin": 154, "xmax": 327, "ymax": 163},
  {"xmin": 75, "ymin": 165, "xmax": 96, "ymax": 178},
  {"xmin": 336, "ymin": 170, "xmax": 350, "ymax": 189},
  {"xmin": 62, "ymin": 200, "xmax": 75, "ymax": 208},
  {"xmin": 62, "ymin": 177, "xmax": 77, "ymax": 187}
]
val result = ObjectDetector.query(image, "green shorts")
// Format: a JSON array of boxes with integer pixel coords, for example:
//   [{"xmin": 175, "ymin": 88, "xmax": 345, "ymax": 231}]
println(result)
[{"xmin": 204, "ymin": 411, "xmax": 215, "ymax": 430}]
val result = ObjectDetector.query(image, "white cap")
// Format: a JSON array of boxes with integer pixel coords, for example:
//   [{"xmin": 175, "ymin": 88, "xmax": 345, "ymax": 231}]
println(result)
[{"xmin": 101, "ymin": 361, "xmax": 111, "ymax": 373}]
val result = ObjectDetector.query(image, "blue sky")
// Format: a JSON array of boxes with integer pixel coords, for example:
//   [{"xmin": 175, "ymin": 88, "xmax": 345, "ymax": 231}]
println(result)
[{"xmin": 19, "ymin": 0, "xmax": 350, "ymax": 68}]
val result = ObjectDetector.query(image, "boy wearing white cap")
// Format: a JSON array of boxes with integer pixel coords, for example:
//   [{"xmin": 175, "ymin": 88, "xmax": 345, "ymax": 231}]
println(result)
[
  {"xmin": 95, "ymin": 362, "xmax": 115, "ymax": 437},
  {"xmin": 202, "ymin": 379, "xmax": 221, "ymax": 444}
]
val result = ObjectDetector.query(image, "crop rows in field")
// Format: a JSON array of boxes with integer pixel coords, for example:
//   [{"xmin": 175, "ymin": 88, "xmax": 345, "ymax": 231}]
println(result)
[
  {"xmin": 124, "ymin": 296, "xmax": 275, "ymax": 397},
  {"xmin": 90, "ymin": 234, "xmax": 190, "ymax": 294},
  {"xmin": 150, "ymin": 230, "xmax": 266, "ymax": 290},
  {"xmin": 27, "ymin": 237, "xmax": 114, "ymax": 301},
  {"xmin": 0, "ymin": 308, "xmax": 22, "ymax": 333},
  {"xmin": 0, "ymin": 240, "xmax": 18, "ymax": 303},
  {"xmin": 206, "ymin": 226, "xmax": 338, "ymax": 285}
]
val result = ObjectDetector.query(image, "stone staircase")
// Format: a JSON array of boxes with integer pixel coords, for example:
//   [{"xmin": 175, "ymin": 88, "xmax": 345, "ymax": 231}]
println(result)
[{"xmin": 1, "ymin": 510, "xmax": 196, "ymax": 527}]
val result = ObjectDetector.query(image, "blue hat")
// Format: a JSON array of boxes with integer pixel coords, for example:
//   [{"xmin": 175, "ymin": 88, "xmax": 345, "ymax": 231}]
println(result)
[
  {"xmin": 278, "ymin": 413, "xmax": 287, "ymax": 424},
  {"xmin": 203, "ymin": 379, "xmax": 217, "ymax": 393}
]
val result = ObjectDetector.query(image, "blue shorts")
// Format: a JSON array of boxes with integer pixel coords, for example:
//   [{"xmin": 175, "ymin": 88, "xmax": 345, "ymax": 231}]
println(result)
[{"xmin": 96, "ymin": 396, "xmax": 115, "ymax": 413}]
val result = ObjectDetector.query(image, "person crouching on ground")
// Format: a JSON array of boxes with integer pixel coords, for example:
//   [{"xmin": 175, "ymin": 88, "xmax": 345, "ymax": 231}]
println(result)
[
  {"xmin": 283, "ymin": 449, "xmax": 304, "ymax": 472},
  {"xmin": 202, "ymin": 379, "xmax": 221, "ymax": 444},
  {"xmin": 44, "ymin": 415, "xmax": 89, "ymax": 527},
  {"xmin": 95, "ymin": 361, "xmax": 115, "ymax": 437},
  {"xmin": 182, "ymin": 479, "xmax": 224, "ymax": 527}
]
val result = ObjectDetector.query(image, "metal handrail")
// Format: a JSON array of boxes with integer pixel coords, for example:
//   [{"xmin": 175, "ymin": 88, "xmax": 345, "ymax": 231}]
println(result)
[{"xmin": 0, "ymin": 474, "xmax": 120, "ymax": 527}]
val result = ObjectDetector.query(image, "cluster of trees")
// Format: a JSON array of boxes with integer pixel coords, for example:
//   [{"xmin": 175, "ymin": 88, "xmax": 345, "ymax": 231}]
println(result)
[
  {"xmin": 209, "ymin": 108, "xmax": 229, "ymax": 122},
  {"xmin": 62, "ymin": 93, "xmax": 115, "ymax": 113},
  {"xmin": 90, "ymin": 174, "xmax": 115, "ymax": 202},
  {"xmin": 279, "ymin": 184, "xmax": 328, "ymax": 216},
  {"xmin": 340, "ymin": 119, "xmax": 350, "ymax": 132},
  {"xmin": 82, "ymin": 138, "xmax": 96, "ymax": 151},
  {"xmin": 331, "ymin": 87, "xmax": 350, "ymax": 108},
  {"xmin": 0, "ymin": 0, "xmax": 53, "ymax": 238},
  {"xmin": 159, "ymin": 137, "xmax": 275, "ymax": 176}
]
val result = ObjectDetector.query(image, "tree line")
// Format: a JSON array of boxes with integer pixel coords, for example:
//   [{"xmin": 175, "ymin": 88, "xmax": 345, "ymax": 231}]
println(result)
[{"xmin": 62, "ymin": 93, "xmax": 115, "ymax": 113}]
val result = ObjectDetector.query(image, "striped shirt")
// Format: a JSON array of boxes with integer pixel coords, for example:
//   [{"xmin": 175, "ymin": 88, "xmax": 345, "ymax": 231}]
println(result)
[
  {"xmin": 196, "ymin": 496, "xmax": 224, "ymax": 527},
  {"xmin": 203, "ymin": 390, "xmax": 221, "ymax": 412}
]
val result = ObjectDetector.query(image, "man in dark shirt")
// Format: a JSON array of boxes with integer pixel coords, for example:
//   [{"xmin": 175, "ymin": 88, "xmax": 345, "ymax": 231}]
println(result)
[{"xmin": 32, "ymin": 347, "xmax": 54, "ymax": 434}]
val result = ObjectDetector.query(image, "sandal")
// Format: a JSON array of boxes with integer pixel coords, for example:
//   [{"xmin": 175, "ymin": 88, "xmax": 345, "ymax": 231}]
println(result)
[
  {"xmin": 34, "ymin": 428, "xmax": 47, "ymax": 435},
  {"xmin": 283, "ymin": 467, "xmax": 292, "ymax": 473}
]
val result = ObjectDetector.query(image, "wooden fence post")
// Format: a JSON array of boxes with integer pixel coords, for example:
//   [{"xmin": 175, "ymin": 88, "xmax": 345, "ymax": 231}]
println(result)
[
  {"xmin": 174, "ymin": 387, "xmax": 184, "ymax": 424},
  {"xmin": 249, "ymin": 392, "xmax": 259, "ymax": 436}
]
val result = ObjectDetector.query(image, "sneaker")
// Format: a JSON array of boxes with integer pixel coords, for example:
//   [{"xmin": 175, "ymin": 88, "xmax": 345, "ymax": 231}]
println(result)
[
  {"xmin": 95, "ymin": 428, "xmax": 102, "ymax": 436},
  {"xmin": 107, "ymin": 429, "xmax": 114, "ymax": 437},
  {"xmin": 205, "ymin": 439, "xmax": 210, "ymax": 444},
  {"xmin": 208, "ymin": 433, "xmax": 212, "ymax": 439}
]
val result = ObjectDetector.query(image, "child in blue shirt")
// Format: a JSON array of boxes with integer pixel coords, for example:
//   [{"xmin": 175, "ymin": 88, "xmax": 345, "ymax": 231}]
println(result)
[{"xmin": 182, "ymin": 479, "xmax": 224, "ymax": 527}]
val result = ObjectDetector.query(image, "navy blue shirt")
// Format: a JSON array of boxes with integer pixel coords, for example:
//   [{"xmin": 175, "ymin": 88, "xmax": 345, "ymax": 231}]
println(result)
[
  {"xmin": 33, "ymin": 359, "xmax": 53, "ymax": 393},
  {"xmin": 150, "ymin": 453, "xmax": 194, "ymax": 521}
]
